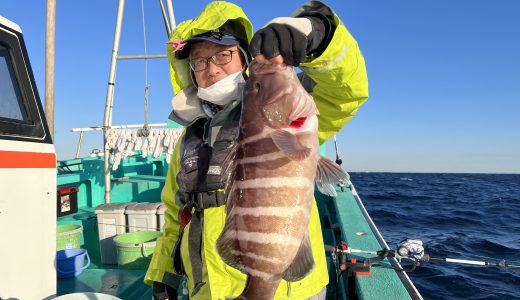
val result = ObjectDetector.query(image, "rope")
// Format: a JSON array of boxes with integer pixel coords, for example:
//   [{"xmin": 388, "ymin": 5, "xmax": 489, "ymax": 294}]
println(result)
[
  {"xmin": 141, "ymin": 0, "xmax": 150, "ymax": 135},
  {"xmin": 97, "ymin": 222, "xmax": 162, "ymax": 231}
]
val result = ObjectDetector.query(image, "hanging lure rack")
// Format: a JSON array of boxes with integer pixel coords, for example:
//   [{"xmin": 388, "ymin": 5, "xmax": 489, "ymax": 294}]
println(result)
[{"xmin": 100, "ymin": 0, "xmax": 177, "ymax": 203}]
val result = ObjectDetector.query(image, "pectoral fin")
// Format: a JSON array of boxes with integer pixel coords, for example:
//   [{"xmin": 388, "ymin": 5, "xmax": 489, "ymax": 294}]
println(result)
[
  {"xmin": 315, "ymin": 157, "xmax": 349, "ymax": 197},
  {"xmin": 271, "ymin": 130, "xmax": 311, "ymax": 161},
  {"xmin": 282, "ymin": 234, "xmax": 315, "ymax": 282}
]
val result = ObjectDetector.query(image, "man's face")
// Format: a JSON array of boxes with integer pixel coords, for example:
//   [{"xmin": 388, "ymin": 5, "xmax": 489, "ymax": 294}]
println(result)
[{"xmin": 190, "ymin": 41, "xmax": 245, "ymax": 88}]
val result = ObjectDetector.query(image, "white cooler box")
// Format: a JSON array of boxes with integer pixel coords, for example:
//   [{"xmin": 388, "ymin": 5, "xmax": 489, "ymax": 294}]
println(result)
[
  {"xmin": 125, "ymin": 202, "xmax": 162, "ymax": 232},
  {"xmin": 95, "ymin": 202, "xmax": 134, "ymax": 264}
]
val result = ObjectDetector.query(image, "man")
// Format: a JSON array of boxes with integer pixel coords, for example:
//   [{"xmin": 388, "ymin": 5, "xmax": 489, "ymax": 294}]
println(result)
[{"xmin": 146, "ymin": 1, "xmax": 368, "ymax": 299}]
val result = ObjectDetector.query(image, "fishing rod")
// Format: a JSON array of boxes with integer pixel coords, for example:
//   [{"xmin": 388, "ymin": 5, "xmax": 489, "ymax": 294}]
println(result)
[
  {"xmin": 422, "ymin": 255, "xmax": 520, "ymax": 268},
  {"xmin": 332, "ymin": 135, "xmax": 342, "ymax": 166},
  {"xmin": 326, "ymin": 238, "xmax": 520, "ymax": 273},
  {"xmin": 395, "ymin": 239, "xmax": 520, "ymax": 269}
]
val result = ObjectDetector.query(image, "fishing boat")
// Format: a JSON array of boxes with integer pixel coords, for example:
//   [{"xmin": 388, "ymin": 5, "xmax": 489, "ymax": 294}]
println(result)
[{"xmin": 0, "ymin": 1, "xmax": 423, "ymax": 299}]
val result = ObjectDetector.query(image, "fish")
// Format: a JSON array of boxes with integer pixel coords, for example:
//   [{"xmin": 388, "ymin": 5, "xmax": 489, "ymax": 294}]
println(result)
[{"xmin": 216, "ymin": 61, "xmax": 348, "ymax": 300}]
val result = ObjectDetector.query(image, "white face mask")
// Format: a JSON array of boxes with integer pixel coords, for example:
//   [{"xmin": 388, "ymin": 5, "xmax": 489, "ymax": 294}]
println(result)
[{"xmin": 197, "ymin": 71, "xmax": 246, "ymax": 106}]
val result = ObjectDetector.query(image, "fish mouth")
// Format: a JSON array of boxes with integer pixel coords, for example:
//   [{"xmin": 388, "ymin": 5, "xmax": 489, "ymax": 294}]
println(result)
[{"xmin": 250, "ymin": 61, "xmax": 288, "ymax": 75}]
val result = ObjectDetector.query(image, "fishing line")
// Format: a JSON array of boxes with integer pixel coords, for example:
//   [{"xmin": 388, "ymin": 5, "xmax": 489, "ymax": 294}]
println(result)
[{"xmin": 325, "ymin": 245, "xmax": 341, "ymax": 300}]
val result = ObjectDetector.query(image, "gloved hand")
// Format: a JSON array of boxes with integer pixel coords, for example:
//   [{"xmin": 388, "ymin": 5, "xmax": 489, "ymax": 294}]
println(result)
[
  {"xmin": 249, "ymin": 16, "xmax": 327, "ymax": 66},
  {"xmin": 153, "ymin": 281, "xmax": 178, "ymax": 300}
]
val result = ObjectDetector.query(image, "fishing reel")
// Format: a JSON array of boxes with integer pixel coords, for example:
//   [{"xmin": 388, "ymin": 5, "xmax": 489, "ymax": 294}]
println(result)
[
  {"xmin": 326, "ymin": 239, "xmax": 426, "ymax": 274},
  {"xmin": 396, "ymin": 239, "xmax": 425, "ymax": 261},
  {"xmin": 390, "ymin": 238, "xmax": 425, "ymax": 272}
]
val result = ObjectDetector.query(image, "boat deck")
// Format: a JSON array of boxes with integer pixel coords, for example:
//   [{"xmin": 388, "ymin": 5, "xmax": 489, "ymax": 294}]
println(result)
[{"xmin": 56, "ymin": 155, "xmax": 419, "ymax": 299}]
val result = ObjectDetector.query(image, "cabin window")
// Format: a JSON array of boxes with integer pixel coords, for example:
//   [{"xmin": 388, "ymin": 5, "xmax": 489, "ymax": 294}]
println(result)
[
  {"xmin": 0, "ymin": 26, "xmax": 49, "ymax": 142},
  {"xmin": 0, "ymin": 45, "xmax": 28, "ymax": 122}
]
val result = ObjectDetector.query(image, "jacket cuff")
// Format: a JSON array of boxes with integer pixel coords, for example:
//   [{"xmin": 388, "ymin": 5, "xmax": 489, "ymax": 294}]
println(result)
[
  {"xmin": 292, "ymin": 1, "xmax": 336, "ymax": 58},
  {"xmin": 145, "ymin": 252, "xmax": 176, "ymax": 284},
  {"xmin": 144, "ymin": 236, "xmax": 179, "ymax": 286}
]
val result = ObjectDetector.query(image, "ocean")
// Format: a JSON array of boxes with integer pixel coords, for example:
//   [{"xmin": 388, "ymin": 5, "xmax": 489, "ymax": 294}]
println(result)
[{"xmin": 349, "ymin": 173, "xmax": 520, "ymax": 300}]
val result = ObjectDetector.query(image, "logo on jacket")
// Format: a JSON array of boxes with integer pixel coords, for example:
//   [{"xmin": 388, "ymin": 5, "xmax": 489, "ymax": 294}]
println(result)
[
  {"xmin": 207, "ymin": 165, "xmax": 222, "ymax": 175},
  {"xmin": 184, "ymin": 157, "xmax": 197, "ymax": 168}
]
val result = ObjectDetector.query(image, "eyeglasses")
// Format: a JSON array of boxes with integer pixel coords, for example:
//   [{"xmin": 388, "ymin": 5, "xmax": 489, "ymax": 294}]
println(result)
[{"xmin": 189, "ymin": 50, "xmax": 237, "ymax": 72}]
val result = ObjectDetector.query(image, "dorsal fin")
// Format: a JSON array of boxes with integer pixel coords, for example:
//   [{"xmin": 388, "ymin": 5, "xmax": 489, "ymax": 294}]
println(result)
[{"xmin": 315, "ymin": 156, "xmax": 349, "ymax": 196}]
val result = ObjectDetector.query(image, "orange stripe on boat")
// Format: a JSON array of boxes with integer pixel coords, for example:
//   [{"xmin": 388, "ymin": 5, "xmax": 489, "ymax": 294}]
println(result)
[{"xmin": 0, "ymin": 150, "xmax": 56, "ymax": 168}]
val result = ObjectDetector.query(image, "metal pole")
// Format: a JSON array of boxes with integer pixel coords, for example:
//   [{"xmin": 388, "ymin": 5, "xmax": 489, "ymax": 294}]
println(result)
[
  {"xmin": 45, "ymin": 0, "xmax": 56, "ymax": 141},
  {"xmin": 71, "ymin": 123, "xmax": 167, "ymax": 132},
  {"xmin": 158, "ymin": 0, "xmax": 171, "ymax": 37},
  {"xmin": 165, "ymin": 0, "xmax": 176, "ymax": 31},
  {"xmin": 103, "ymin": 0, "xmax": 126, "ymax": 204},
  {"xmin": 117, "ymin": 54, "xmax": 167, "ymax": 60},
  {"xmin": 75, "ymin": 131, "xmax": 84, "ymax": 159}
]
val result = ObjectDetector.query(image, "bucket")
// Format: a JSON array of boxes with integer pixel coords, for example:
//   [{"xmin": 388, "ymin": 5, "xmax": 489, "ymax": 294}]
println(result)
[
  {"xmin": 54, "ymin": 292, "xmax": 121, "ymax": 299},
  {"xmin": 113, "ymin": 231, "xmax": 162, "ymax": 269},
  {"xmin": 56, "ymin": 248, "xmax": 90, "ymax": 278},
  {"xmin": 57, "ymin": 224, "xmax": 83, "ymax": 250}
]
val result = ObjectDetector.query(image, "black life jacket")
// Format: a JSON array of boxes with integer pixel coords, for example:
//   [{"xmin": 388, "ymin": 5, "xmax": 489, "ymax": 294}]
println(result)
[
  {"xmin": 176, "ymin": 116, "xmax": 239, "ymax": 196},
  {"xmin": 173, "ymin": 110, "xmax": 240, "ymax": 296}
]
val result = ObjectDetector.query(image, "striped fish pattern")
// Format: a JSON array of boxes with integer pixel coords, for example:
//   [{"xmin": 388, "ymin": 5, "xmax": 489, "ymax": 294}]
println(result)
[{"xmin": 216, "ymin": 62, "xmax": 347, "ymax": 300}]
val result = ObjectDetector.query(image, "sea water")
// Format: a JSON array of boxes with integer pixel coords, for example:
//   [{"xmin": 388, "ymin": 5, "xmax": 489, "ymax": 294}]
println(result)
[{"xmin": 350, "ymin": 173, "xmax": 520, "ymax": 300}]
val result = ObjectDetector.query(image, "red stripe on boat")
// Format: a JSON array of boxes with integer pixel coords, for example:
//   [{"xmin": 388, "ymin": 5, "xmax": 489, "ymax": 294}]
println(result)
[{"xmin": 0, "ymin": 150, "xmax": 56, "ymax": 168}]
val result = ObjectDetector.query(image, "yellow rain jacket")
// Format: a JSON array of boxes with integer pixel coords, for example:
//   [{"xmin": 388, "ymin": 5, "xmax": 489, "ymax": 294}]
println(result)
[{"xmin": 145, "ymin": 1, "xmax": 368, "ymax": 299}]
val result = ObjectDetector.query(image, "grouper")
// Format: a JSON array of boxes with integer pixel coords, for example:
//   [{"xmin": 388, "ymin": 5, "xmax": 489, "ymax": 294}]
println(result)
[{"xmin": 216, "ymin": 61, "xmax": 348, "ymax": 299}]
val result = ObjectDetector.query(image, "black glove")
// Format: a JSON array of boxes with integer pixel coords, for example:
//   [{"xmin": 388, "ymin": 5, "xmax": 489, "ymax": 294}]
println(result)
[
  {"xmin": 249, "ymin": 16, "xmax": 326, "ymax": 66},
  {"xmin": 152, "ymin": 281, "xmax": 178, "ymax": 300}
]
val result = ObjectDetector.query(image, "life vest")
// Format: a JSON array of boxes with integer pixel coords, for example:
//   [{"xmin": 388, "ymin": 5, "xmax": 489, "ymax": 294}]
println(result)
[
  {"xmin": 173, "ymin": 111, "xmax": 240, "ymax": 296},
  {"xmin": 176, "ymin": 117, "xmax": 239, "ymax": 194}
]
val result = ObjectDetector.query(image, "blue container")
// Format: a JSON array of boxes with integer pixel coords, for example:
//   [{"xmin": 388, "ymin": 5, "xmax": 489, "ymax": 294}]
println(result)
[{"xmin": 56, "ymin": 249, "xmax": 90, "ymax": 278}]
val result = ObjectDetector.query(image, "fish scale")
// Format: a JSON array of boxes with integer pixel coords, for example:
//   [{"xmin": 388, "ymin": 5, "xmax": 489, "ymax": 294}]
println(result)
[{"xmin": 216, "ymin": 61, "xmax": 348, "ymax": 300}]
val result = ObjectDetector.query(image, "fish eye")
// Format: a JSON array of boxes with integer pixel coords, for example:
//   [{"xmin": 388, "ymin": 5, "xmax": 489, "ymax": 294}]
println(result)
[{"xmin": 255, "ymin": 82, "xmax": 261, "ymax": 92}]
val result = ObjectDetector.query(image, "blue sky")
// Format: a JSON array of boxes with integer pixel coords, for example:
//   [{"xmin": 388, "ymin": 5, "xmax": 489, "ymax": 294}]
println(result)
[{"xmin": 1, "ymin": 0, "xmax": 519, "ymax": 173}]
